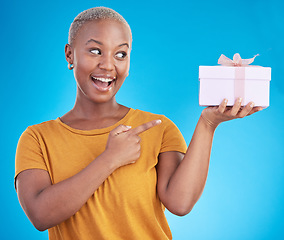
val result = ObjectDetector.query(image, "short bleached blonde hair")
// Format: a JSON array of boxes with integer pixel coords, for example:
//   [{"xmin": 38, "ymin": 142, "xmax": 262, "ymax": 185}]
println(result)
[{"xmin": 68, "ymin": 7, "xmax": 132, "ymax": 46}]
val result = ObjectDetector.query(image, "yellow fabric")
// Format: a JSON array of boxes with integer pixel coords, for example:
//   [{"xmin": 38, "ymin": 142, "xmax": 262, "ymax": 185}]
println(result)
[{"xmin": 15, "ymin": 109, "xmax": 187, "ymax": 240}]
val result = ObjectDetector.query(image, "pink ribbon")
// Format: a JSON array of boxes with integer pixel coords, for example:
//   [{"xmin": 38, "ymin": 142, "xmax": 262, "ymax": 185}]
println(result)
[
  {"xmin": 218, "ymin": 53, "xmax": 259, "ymax": 66},
  {"xmin": 217, "ymin": 53, "xmax": 259, "ymax": 104}
]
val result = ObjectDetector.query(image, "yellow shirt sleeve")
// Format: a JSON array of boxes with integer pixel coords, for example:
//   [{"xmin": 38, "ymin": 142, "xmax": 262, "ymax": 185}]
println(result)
[
  {"xmin": 15, "ymin": 127, "xmax": 48, "ymax": 180},
  {"xmin": 160, "ymin": 116, "xmax": 187, "ymax": 154}
]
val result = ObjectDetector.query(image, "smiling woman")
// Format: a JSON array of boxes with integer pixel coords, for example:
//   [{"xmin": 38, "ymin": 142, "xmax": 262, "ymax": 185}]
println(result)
[
  {"xmin": 14, "ymin": 6, "xmax": 263, "ymax": 240},
  {"xmin": 65, "ymin": 18, "xmax": 132, "ymax": 107}
]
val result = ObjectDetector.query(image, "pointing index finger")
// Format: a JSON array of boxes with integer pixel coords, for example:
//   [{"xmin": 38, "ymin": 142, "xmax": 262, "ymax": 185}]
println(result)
[{"xmin": 130, "ymin": 120, "xmax": 162, "ymax": 135}]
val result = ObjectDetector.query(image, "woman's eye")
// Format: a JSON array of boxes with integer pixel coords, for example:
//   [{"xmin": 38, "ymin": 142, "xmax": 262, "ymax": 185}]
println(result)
[
  {"xmin": 90, "ymin": 49, "xmax": 101, "ymax": 55},
  {"xmin": 115, "ymin": 52, "xmax": 127, "ymax": 59}
]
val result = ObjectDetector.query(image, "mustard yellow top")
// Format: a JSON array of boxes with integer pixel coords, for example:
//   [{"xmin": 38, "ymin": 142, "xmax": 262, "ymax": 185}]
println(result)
[{"xmin": 15, "ymin": 109, "xmax": 187, "ymax": 240}]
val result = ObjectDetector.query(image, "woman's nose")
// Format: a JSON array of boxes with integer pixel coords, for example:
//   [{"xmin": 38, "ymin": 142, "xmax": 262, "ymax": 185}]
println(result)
[{"xmin": 99, "ymin": 54, "xmax": 114, "ymax": 71}]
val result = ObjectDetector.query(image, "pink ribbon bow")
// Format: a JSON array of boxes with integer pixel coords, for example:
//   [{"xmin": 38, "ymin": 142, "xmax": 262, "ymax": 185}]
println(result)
[{"xmin": 218, "ymin": 53, "xmax": 259, "ymax": 66}]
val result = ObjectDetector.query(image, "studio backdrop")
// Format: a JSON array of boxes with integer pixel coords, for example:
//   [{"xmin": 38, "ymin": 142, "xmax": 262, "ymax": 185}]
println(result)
[{"xmin": 1, "ymin": 0, "xmax": 284, "ymax": 239}]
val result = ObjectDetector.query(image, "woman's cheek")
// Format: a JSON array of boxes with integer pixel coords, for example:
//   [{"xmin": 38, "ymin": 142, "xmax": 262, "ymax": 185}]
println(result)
[{"xmin": 118, "ymin": 61, "xmax": 130, "ymax": 78}]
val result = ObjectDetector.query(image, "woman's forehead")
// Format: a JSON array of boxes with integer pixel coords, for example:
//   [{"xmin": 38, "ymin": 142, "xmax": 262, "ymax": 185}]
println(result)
[{"xmin": 75, "ymin": 19, "xmax": 131, "ymax": 45}]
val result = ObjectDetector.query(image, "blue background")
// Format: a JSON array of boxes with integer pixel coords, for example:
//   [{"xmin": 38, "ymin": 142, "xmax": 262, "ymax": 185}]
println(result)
[{"xmin": 1, "ymin": 0, "xmax": 284, "ymax": 239}]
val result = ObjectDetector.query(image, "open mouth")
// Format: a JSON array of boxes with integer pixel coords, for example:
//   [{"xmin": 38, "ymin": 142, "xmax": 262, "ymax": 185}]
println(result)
[{"xmin": 91, "ymin": 76, "xmax": 116, "ymax": 91}]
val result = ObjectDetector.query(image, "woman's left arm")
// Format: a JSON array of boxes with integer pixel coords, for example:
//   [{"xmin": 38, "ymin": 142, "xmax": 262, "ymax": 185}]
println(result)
[{"xmin": 156, "ymin": 98, "xmax": 263, "ymax": 216}]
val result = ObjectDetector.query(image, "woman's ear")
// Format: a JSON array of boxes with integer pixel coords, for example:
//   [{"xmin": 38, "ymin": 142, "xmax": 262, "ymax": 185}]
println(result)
[{"xmin": 65, "ymin": 44, "xmax": 73, "ymax": 64}]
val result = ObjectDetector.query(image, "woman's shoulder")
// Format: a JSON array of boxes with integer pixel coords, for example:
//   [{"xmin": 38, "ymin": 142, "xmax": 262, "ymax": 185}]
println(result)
[
  {"xmin": 24, "ymin": 119, "xmax": 61, "ymax": 135},
  {"xmin": 133, "ymin": 109, "xmax": 163, "ymax": 119},
  {"xmin": 131, "ymin": 109, "xmax": 172, "ymax": 125}
]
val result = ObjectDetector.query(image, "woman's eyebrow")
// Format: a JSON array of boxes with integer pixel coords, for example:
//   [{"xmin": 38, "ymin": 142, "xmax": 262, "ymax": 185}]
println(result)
[
  {"xmin": 86, "ymin": 39, "xmax": 129, "ymax": 48},
  {"xmin": 118, "ymin": 43, "xmax": 129, "ymax": 48},
  {"xmin": 86, "ymin": 39, "xmax": 102, "ymax": 45}
]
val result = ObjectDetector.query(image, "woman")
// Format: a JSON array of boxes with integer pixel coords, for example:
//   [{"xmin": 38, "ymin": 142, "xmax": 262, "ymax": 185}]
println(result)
[{"xmin": 15, "ymin": 7, "xmax": 262, "ymax": 240}]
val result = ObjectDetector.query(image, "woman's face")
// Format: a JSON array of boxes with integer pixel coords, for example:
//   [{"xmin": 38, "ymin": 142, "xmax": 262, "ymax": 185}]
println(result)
[{"xmin": 66, "ymin": 19, "xmax": 131, "ymax": 104}]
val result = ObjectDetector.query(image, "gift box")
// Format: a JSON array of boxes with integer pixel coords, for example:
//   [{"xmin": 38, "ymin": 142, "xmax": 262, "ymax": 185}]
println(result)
[{"xmin": 199, "ymin": 54, "xmax": 271, "ymax": 107}]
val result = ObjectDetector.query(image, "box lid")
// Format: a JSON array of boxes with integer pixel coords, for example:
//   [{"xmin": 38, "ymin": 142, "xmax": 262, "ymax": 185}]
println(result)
[{"xmin": 199, "ymin": 66, "xmax": 271, "ymax": 80}]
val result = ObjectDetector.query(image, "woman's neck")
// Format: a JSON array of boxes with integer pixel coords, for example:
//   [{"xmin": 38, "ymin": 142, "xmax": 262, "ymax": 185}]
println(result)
[
  {"xmin": 60, "ymin": 96, "xmax": 130, "ymax": 130},
  {"xmin": 71, "ymin": 98, "xmax": 121, "ymax": 120}
]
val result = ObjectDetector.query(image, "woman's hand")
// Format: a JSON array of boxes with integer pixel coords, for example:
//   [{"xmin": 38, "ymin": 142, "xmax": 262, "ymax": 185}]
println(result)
[
  {"xmin": 201, "ymin": 98, "xmax": 263, "ymax": 130},
  {"xmin": 103, "ymin": 120, "xmax": 161, "ymax": 169}
]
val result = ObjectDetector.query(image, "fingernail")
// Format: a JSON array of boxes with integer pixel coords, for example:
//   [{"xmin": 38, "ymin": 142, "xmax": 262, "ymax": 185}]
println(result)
[
  {"xmin": 156, "ymin": 120, "xmax": 162, "ymax": 124},
  {"xmin": 238, "ymin": 98, "xmax": 242, "ymax": 103},
  {"xmin": 126, "ymin": 125, "xmax": 132, "ymax": 129},
  {"xmin": 224, "ymin": 99, "xmax": 228, "ymax": 103},
  {"xmin": 250, "ymin": 102, "xmax": 255, "ymax": 108}
]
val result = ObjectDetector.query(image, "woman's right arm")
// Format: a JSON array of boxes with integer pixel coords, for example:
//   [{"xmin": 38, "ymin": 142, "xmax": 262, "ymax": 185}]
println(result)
[
  {"xmin": 16, "ymin": 152, "xmax": 116, "ymax": 231},
  {"xmin": 16, "ymin": 120, "xmax": 160, "ymax": 231}
]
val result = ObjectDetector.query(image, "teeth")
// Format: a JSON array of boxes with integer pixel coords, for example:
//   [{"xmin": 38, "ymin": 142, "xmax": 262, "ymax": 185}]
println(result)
[{"xmin": 92, "ymin": 77, "xmax": 114, "ymax": 82}]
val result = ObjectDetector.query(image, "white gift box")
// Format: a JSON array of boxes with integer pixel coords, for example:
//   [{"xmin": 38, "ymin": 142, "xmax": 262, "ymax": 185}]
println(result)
[{"xmin": 199, "ymin": 66, "xmax": 271, "ymax": 107}]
